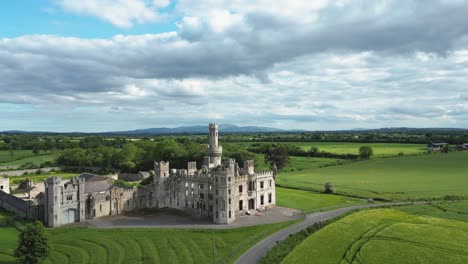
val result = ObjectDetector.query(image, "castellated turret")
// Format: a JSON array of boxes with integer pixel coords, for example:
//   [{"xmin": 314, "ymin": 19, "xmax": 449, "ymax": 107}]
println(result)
[
  {"xmin": 244, "ymin": 160, "xmax": 255, "ymax": 175},
  {"xmin": 154, "ymin": 161, "xmax": 170, "ymax": 180},
  {"xmin": 204, "ymin": 123, "xmax": 223, "ymax": 168}
]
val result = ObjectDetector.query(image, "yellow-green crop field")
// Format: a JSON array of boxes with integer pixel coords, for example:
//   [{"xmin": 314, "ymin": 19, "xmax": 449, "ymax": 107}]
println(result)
[{"xmin": 283, "ymin": 204, "xmax": 468, "ymax": 264}]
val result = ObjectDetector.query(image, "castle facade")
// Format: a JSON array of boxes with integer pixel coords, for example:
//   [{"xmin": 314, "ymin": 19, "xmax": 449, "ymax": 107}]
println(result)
[{"xmin": 1, "ymin": 123, "xmax": 276, "ymax": 227}]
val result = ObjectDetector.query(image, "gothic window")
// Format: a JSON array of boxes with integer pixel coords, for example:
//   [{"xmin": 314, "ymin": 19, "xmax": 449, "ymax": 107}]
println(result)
[
  {"xmin": 200, "ymin": 193, "xmax": 205, "ymax": 199},
  {"xmin": 260, "ymin": 195, "xmax": 264, "ymax": 205},
  {"xmin": 228, "ymin": 189, "xmax": 231, "ymax": 195},
  {"xmin": 228, "ymin": 198, "xmax": 231, "ymax": 205},
  {"xmin": 228, "ymin": 177, "xmax": 231, "ymax": 182},
  {"xmin": 239, "ymin": 185, "xmax": 243, "ymax": 193},
  {"xmin": 269, "ymin": 180, "xmax": 272, "ymax": 187},
  {"xmin": 229, "ymin": 210, "xmax": 231, "ymax": 218},
  {"xmin": 268, "ymin": 193, "xmax": 272, "ymax": 203},
  {"xmin": 100, "ymin": 204, "xmax": 102, "ymax": 212},
  {"xmin": 260, "ymin": 181, "xmax": 264, "ymax": 189}
]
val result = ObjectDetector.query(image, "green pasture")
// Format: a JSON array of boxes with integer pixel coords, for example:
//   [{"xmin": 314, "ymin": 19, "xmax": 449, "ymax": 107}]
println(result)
[
  {"xmin": 0, "ymin": 153, "xmax": 59, "ymax": 166},
  {"xmin": 276, "ymin": 187, "xmax": 363, "ymax": 212},
  {"xmin": 282, "ymin": 207, "xmax": 468, "ymax": 264},
  {"xmin": 0, "ymin": 220, "xmax": 295, "ymax": 264},
  {"xmin": 238, "ymin": 142, "xmax": 427, "ymax": 157},
  {"xmin": 0, "ymin": 150, "xmax": 36, "ymax": 164},
  {"xmin": 254, "ymin": 154, "xmax": 348, "ymax": 171},
  {"xmin": 277, "ymin": 151, "xmax": 468, "ymax": 200}
]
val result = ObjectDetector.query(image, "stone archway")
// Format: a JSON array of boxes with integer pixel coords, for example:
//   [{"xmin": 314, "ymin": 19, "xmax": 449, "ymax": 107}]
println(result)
[{"xmin": 248, "ymin": 199, "xmax": 255, "ymax": 210}]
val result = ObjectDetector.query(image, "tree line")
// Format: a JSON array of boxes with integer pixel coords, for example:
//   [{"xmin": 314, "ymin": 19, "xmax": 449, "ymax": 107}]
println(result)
[{"xmin": 56, "ymin": 138, "xmax": 257, "ymax": 172}]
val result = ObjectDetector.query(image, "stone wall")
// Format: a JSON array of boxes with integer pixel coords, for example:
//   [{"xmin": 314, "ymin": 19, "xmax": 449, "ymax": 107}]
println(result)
[{"xmin": 0, "ymin": 189, "xmax": 28, "ymax": 217}]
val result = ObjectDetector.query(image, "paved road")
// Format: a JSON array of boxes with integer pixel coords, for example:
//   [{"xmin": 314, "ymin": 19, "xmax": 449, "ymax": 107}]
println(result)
[{"xmin": 235, "ymin": 202, "xmax": 422, "ymax": 264}]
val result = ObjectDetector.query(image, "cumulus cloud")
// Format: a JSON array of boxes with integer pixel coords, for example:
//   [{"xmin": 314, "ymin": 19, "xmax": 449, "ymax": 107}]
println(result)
[
  {"xmin": 55, "ymin": 0, "xmax": 169, "ymax": 28},
  {"xmin": 2, "ymin": 0, "xmax": 468, "ymax": 131}
]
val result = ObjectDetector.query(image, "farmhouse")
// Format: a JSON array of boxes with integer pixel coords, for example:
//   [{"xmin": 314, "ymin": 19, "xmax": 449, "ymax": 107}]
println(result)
[
  {"xmin": 457, "ymin": 143, "xmax": 468, "ymax": 151},
  {"xmin": 427, "ymin": 142, "xmax": 448, "ymax": 151},
  {"xmin": 0, "ymin": 123, "xmax": 277, "ymax": 227}
]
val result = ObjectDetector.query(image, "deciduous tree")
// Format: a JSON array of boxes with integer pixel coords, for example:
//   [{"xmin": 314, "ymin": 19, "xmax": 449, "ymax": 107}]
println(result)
[{"xmin": 15, "ymin": 221, "xmax": 51, "ymax": 264}]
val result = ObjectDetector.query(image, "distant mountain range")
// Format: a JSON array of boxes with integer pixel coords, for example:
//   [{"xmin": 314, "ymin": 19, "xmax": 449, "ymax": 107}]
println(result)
[
  {"xmin": 1, "ymin": 125, "xmax": 468, "ymax": 135},
  {"xmin": 105, "ymin": 124, "xmax": 287, "ymax": 135},
  {"xmin": 0, "ymin": 124, "xmax": 288, "ymax": 135}
]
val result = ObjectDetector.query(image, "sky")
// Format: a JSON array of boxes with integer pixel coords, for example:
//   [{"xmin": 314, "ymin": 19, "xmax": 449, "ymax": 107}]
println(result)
[{"xmin": 1, "ymin": 0, "xmax": 468, "ymax": 132}]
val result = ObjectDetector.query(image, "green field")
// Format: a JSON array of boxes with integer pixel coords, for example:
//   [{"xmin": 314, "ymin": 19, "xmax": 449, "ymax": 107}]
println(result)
[
  {"xmin": 0, "ymin": 220, "xmax": 296, "ymax": 264},
  {"xmin": 254, "ymin": 155, "xmax": 348, "ymax": 171},
  {"xmin": 276, "ymin": 187, "xmax": 363, "ymax": 212},
  {"xmin": 282, "ymin": 206, "xmax": 468, "ymax": 264},
  {"xmin": 277, "ymin": 152, "xmax": 468, "ymax": 200},
  {"xmin": 239, "ymin": 142, "xmax": 427, "ymax": 158},
  {"xmin": 0, "ymin": 153, "xmax": 59, "ymax": 166},
  {"xmin": 0, "ymin": 150, "xmax": 37, "ymax": 164}
]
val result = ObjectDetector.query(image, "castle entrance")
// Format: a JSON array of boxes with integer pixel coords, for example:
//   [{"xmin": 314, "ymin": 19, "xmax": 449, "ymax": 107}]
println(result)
[
  {"xmin": 62, "ymin": 209, "xmax": 76, "ymax": 224},
  {"xmin": 248, "ymin": 199, "xmax": 255, "ymax": 210}
]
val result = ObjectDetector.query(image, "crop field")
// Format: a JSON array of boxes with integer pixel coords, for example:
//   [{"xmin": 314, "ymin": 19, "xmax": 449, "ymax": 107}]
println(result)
[
  {"xmin": 277, "ymin": 151, "xmax": 468, "ymax": 200},
  {"xmin": 0, "ymin": 153, "xmax": 59, "ymax": 166},
  {"xmin": 276, "ymin": 187, "xmax": 363, "ymax": 212},
  {"xmin": 0, "ymin": 221, "xmax": 295, "ymax": 264},
  {"xmin": 237, "ymin": 142, "xmax": 427, "ymax": 157},
  {"xmin": 282, "ymin": 207, "xmax": 468, "ymax": 264}
]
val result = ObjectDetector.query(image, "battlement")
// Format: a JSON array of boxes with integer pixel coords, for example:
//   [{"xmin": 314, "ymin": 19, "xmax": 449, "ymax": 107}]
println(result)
[
  {"xmin": 154, "ymin": 161, "xmax": 170, "ymax": 170},
  {"xmin": 209, "ymin": 123, "xmax": 218, "ymax": 129},
  {"xmin": 254, "ymin": 170, "xmax": 273, "ymax": 177},
  {"xmin": 46, "ymin": 176, "xmax": 62, "ymax": 185}
]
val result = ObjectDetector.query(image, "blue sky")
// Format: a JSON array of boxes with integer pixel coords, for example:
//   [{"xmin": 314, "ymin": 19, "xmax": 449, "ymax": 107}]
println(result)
[
  {"xmin": 1, "ymin": 0, "xmax": 468, "ymax": 132},
  {"xmin": 0, "ymin": 1, "xmax": 177, "ymax": 38}
]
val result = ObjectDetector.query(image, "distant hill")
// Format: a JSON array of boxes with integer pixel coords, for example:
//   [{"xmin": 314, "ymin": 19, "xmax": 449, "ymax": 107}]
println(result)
[
  {"xmin": 106, "ymin": 124, "xmax": 286, "ymax": 135},
  {"xmin": 2, "ymin": 125, "xmax": 467, "ymax": 135},
  {"xmin": 0, "ymin": 124, "xmax": 287, "ymax": 135}
]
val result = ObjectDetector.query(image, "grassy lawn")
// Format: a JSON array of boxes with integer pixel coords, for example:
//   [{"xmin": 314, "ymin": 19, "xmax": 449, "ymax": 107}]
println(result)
[
  {"xmin": 277, "ymin": 151, "xmax": 468, "ymax": 201},
  {"xmin": 0, "ymin": 220, "xmax": 297, "ymax": 264},
  {"xmin": 282, "ymin": 206, "xmax": 468, "ymax": 264},
  {"xmin": 276, "ymin": 187, "xmax": 363, "ymax": 212},
  {"xmin": 8, "ymin": 172, "xmax": 78, "ymax": 185},
  {"xmin": 0, "ymin": 153, "xmax": 59, "ymax": 166}
]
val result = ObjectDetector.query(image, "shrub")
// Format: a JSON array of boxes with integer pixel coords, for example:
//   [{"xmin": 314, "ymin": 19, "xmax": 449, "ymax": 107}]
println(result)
[{"xmin": 324, "ymin": 182, "xmax": 335, "ymax": 194}]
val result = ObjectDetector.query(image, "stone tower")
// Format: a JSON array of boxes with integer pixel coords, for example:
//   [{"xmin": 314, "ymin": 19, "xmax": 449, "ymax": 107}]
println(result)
[
  {"xmin": 204, "ymin": 123, "xmax": 223, "ymax": 168},
  {"xmin": 44, "ymin": 176, "xmax": 85, "ymax": 227},
  {"xmin": 44, "ymin": 176, "xmax": 62, "ymax": 227},
  {"xmin": 154, "ymin": 161, "xmax": 170, "ymax": 180},
  {"xmin": 213, "ymin": 159, "xmax": 236, "ymax": 224}
]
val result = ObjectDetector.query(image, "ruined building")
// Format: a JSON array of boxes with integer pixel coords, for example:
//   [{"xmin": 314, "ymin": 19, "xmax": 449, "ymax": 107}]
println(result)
[{"xmin": 0, "ymin": 123, "xmax": 276, "ymax": 227}]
